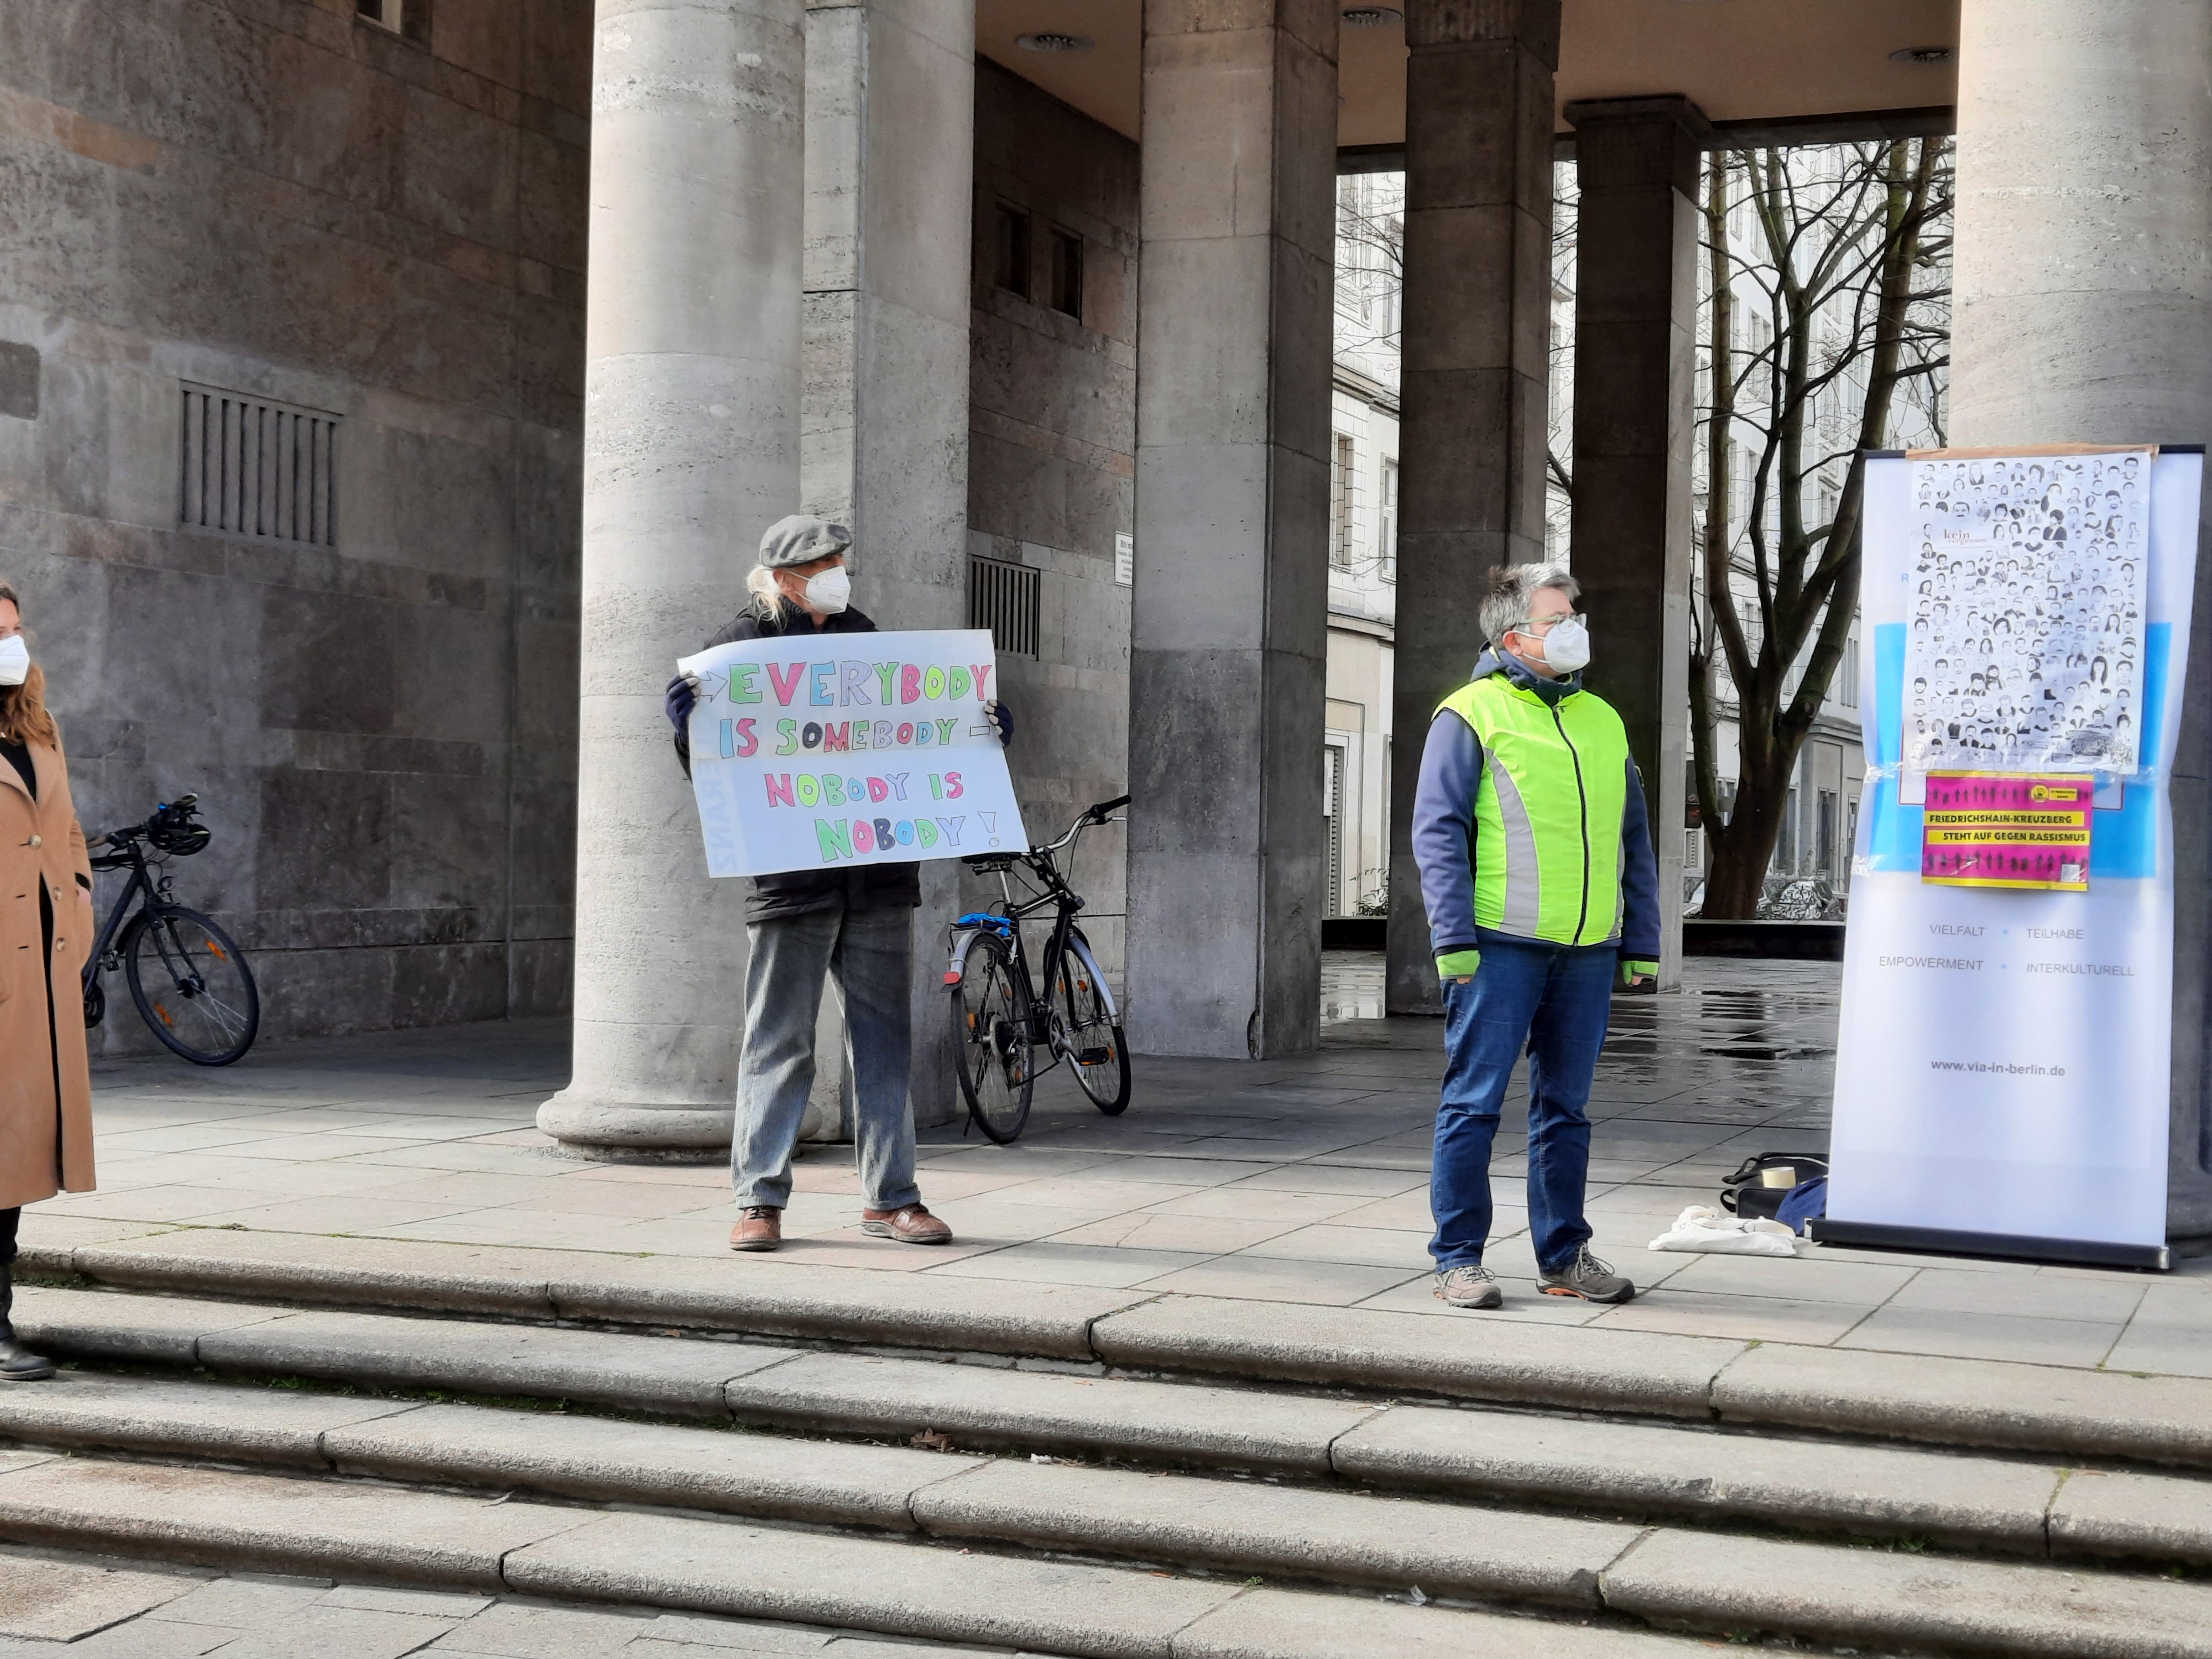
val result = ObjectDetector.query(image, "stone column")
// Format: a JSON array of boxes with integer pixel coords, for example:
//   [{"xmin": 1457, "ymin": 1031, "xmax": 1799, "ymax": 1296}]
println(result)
[
  {"xmin": 539, "ymin": 0, "xmax": 805, "ymax": 1155},
  {"xmin": 1384, "ymin": 0, "xmax": 1558, "ymax": 1014},
  {"xmin": 1566, "ymin": 96, "xmax": 1705, "ymax": 991},
  {"xmin": 1948, "ymin": 0, "xmax": 2212, "ymax": 1237},
  {"xmin": 1125, "ymin": 0, "xmax": 1338, "ymax": 1059},
  {"xmin": 799, "ymin": 0, "xmax": 974, "ymax": 1130}
]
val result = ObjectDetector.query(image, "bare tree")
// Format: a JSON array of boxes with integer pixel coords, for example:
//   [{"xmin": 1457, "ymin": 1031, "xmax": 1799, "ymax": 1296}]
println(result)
[{"xmin": 1690, "ymin": 138, "xmax": 1953, "ymax": 917}]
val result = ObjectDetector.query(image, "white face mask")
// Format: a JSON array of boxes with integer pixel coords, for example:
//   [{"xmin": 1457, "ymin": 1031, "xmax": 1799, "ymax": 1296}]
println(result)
[
  {"xmin": 1533, "ymin": 615, "xmax": 1590, "ymax": 674},
  {"xmin": 803, "ymin": 566, "xmax": 852, "ymax": 615},
  {"xmin": 0, "ymin": 635, "xmax": 27, "ymax": 687}
]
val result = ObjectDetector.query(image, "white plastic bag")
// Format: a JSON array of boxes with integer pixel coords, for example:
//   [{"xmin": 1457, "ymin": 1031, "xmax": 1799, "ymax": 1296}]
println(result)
[{"xmin": 1647, "ymin": 1204, "xmax": 1799, "ymax": 1257}]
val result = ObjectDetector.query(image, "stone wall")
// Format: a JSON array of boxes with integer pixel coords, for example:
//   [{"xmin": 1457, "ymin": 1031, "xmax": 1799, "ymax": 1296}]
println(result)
[
  {"xmin": 0, "ymin": 0, "xmax": 589, "ymax": 1048},
  {"xmin": 966, "ymin": 57, "xmax": 1137, "ymax": 979}
]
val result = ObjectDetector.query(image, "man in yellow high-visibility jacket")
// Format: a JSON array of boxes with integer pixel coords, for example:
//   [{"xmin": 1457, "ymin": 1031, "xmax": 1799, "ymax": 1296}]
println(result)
[{"xmin": 1413, "ymin": 564, "xmax": 1660, "ymax": 1311}]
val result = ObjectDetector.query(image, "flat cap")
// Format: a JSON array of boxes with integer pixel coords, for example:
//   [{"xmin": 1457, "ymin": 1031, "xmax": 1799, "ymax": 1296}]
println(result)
[{"xmin": 758, "ymin": 514, "xmax": 852, "ymax": 569}]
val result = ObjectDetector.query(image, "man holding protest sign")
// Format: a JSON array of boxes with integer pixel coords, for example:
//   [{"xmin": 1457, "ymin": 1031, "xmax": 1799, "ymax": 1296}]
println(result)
[{"xmin": 666, "ymin": 515, "xmax": 1013, "ymax": 1253}]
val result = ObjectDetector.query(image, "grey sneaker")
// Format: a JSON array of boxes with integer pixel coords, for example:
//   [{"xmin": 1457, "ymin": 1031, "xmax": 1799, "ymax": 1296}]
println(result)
[
  {"xmin": 1433, "ymin": 1264, "xmax": 1504, "ymax": 1310},
  {"xmin": 1537, "ymin": 1245, "xmax": 1635, "ymax": 1303}
]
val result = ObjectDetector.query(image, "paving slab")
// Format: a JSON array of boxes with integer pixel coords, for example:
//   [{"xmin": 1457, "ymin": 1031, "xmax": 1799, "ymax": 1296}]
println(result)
[
  {"xmin": 197, "ymin": 1309, "xmax": 801, "ymax": 1416},
  {"xmin": 325, "ymin": 1401, "xmax": 980, "ymax": 1528},
  {"xmin": 12, "ymin": 1286, "xmax": 293, "ymax": 1365},
  {"xmin": 722, "ymin": 1352, "xmax": 1376, "ymax": 1473},
  {"xmin": 187, "ymin": 1601, "xmax": 463, "ymax": 1657},
  {"xmin": 1601, "ymin": 1527, "xmax": 2212, "ymax": 1657},
  {"xmin": 1333, "ymin": 1402, "xmax": 2059, "ymax": 1548},
  {"xmin": 2049, "ymin": 1467, "xmax": 2212, "ymax": 1564},
  {"xmin": 1089, "ymin": 1295, "xmax": 1740, "ymax": 1417},
  {"xmin": 10, "ymin": 1215, "xmax": 179, "ymax": 1268},
  {"xmin": 504, "ymin": 1510, "xmax": 1241, "ymax": 1657},
  {"xmin": 1713, "ymin": 1340, "xmax": 2212, "ymax": 1465},
  {"xmin": 0, "ymin": 1459, "xmax": 591, "ymax": 1588},
  {"xmin": 1168, "ymin": 1588, "xmax": 1698, "ymax": 1659},
  {"xmin": 0, "ymin": 1370, "xmax": 420, "ymax": 1464},
  {"xmin": 0, "ymin": 1552, "xmax": 197, "ymax": 1641},
  {"xmin": 908, "ymin": 1458, "xmax": 1636, "ymax": 1605}
]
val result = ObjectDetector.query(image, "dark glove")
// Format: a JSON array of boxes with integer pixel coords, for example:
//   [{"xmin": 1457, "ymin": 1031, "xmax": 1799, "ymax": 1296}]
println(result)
[
  {"xmin": 984, "ymin": 698, "xmax": 1014, "ymax": 748},
  {"xmin": 665, "ymin": 671, "xmax": 700, "ymax": 734}
]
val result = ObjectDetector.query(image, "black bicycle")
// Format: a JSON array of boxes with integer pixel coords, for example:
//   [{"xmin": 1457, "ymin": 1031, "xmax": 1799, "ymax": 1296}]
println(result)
[
  {"xmin": 83, "ymin": 795, "xmax": 260, "ymax": 1065},
  {"xmin": 946, "ymin": 795, "xmax": 1131, "ymax": 1143}
]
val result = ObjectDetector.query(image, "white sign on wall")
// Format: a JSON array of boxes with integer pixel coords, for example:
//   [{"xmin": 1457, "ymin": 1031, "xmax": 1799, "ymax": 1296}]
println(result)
[
  {"xmin": 678, "ymin": 628, "xmax": 1029, "ymax": 879},
  {"xmin": 1826, "ymin": 446, "xmax": 2201, "ymax": 1268}
]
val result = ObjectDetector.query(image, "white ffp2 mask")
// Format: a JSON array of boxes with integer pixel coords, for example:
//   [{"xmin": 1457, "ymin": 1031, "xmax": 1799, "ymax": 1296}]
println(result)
[
  {"xmin": 0, "ymin": 636, "xmax": 27, "ymax": 687},
  {"xmin": 1537, "ymin": 616, "xmax": 1590, "ymax": 674},
  {"xmin": 805, "ymin": 566, "xmax": 852, "ymax": 615}
]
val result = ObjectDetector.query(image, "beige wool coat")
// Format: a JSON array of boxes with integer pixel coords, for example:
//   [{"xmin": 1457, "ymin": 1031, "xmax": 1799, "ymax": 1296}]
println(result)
[{"xmin": 0, "ymin": 737, "xmax": 96, "ymax": 1211}]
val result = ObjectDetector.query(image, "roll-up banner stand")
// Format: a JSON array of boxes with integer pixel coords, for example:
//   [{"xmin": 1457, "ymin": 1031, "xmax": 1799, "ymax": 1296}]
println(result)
[{"xmin": 1820, "ymin": 445, "xmax": 2203, "ymax": 1271}]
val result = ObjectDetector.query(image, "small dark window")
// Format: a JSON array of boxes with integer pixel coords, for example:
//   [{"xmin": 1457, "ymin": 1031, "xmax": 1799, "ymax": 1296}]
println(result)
[
  {"xmin": 1048, "ymin": 228, "xmax": 1083, "ymax": 320},
  {"xmin": 968, "ymin": 556, "xmax": 1040, "ymax": 658},
  {"xmin": 994, "ymin": 205, "xmax": 1032, "ymax": 300},
  {"xmin": 180, "ymin": 383, "xmax": 341, "ymax": 548},
  {"xmin": 359, "ymin": 0, "xmax": 431, "ymax": 45}
]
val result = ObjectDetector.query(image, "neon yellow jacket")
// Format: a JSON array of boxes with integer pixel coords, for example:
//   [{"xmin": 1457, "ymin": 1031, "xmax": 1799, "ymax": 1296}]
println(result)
[{"xmin": 1414, "ymin": 651, "xmax": 1660, "ymax": 973}]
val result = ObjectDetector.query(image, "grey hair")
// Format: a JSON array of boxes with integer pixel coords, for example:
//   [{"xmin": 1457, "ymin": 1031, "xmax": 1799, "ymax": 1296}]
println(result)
[
  {"xmin": 1479, "ymin": 563, "xmax": 1579, "ymax": 648},
  {"xmin": 746, "ymin": 563, "xmax": 796, "ymax": 620}
]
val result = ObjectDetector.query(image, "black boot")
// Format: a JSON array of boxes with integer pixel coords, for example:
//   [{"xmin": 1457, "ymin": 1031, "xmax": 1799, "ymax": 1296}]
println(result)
[{"xmin": 0, "ymin": 1264, "xmax": 55, "ymax": 1382}]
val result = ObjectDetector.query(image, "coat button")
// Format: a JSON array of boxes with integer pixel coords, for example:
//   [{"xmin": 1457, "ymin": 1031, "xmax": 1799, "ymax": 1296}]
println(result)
[{"xmin": 27, "ymin": 834, "xmax": 40, "ymax": 847}]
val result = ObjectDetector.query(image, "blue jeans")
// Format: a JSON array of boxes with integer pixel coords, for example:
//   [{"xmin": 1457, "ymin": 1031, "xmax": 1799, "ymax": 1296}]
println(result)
[
  {"xmin": 1431, "ymin": 928, "xmax": 1617, "ymax": 1272},
  {"xmin": 732, "ymin": 905, "xmax": 921, "ymax": 1212}
]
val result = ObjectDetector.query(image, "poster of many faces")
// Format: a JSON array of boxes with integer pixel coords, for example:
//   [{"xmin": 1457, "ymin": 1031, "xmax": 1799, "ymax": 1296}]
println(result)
[{"xmin": 1904, "ymin": 447, "xmax": 2151, "ymax": 777}]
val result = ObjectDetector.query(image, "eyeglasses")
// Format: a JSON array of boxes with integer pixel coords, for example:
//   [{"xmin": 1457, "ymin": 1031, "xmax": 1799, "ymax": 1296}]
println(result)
[{"xmin": 1518, "ymin": 612, "xmax": 1577, "ymax": 632}]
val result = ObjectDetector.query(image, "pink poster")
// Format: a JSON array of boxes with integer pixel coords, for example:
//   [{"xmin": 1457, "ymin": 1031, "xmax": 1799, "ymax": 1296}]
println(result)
[{"xmin": 1920, "ymin": 771, "xmax": 2092, "ymax": 891}]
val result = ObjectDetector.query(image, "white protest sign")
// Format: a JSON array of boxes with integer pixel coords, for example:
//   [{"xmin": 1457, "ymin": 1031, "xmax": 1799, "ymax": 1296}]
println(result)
[{"xmin": 678, "ymin": 628, "xmax": 1028, "ymax": 879}]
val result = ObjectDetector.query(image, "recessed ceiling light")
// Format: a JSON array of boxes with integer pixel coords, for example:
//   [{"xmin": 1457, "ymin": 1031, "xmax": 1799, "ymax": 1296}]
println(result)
[
  {"xmin": 1890, "ymin": 45, "xmax": 1954, "ymax": 65},
  {"xmin": 1018, "ymin": 31, "xmax": 1093, "ymax": 52},
  {"xmin": 1340, "ymin": 7, "xmax": 1402, "ymax": 24}
]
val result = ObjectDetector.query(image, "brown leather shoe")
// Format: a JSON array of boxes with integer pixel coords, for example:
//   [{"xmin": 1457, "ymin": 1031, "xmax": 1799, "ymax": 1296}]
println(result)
[
  {"xmin": 729, "ymin": 1205, "xmax": 782, "ymax": 1252},
  {"xmin": 860, "ymin": 1203, "xmax": 952, "ymax": 1245}
]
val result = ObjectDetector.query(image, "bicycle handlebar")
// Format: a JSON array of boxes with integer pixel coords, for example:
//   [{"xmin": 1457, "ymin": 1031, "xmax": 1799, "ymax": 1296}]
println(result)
[
  {"xmin": 93, "ymin": 794, "xmax": 203, "ymax": 849},
  {"xmin": 1035, "ymin": 794, "xmax": 1130, "ymax": 857}
]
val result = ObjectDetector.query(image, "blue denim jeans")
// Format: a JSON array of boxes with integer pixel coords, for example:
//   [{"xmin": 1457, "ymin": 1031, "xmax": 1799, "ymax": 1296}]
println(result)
[
  {"xmin": 732, "ymin": 905, "xmax": 921, "ymax": 1212},
  {"xmin": 1431, "ymin": 928, "xmax": 1618, "ymax": 1272}
]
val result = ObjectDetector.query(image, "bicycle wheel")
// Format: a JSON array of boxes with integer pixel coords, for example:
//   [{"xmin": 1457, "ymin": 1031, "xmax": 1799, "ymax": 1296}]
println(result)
[
  {"xmin": 124, "ymin": 906, "xmax": 260, "ymax": 1065},
  {"xmin": 951, "ymin": 930, "xmax": 1034, "ymax": 1142},
  {"xmin": 1056, "ymin": 938, "xmax": 1130, "ymax": 1115}
]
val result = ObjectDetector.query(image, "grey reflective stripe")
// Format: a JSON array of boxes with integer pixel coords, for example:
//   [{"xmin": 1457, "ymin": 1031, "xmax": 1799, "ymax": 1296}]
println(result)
[{"xmin": 1483, "ymin": 744, "xmax": 1545, "ymax": 936}]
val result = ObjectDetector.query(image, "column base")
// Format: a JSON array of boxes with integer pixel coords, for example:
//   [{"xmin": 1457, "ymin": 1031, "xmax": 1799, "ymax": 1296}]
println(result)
[{"xmin": 536, "ymin": 1089, "xmax": 733, "ymax": 1164}]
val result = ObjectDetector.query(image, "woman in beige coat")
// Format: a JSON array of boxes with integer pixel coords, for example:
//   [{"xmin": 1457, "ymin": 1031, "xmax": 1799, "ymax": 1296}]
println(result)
[{"xmin": 0, "ymin": 579, "xmax": 95, "ymax": 1382}]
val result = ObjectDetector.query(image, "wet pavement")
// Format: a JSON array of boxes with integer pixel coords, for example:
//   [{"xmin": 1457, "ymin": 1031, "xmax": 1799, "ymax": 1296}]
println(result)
[{"xmin": 25, "ymin": 953, "xmax": 2209, "ymax": 1375}]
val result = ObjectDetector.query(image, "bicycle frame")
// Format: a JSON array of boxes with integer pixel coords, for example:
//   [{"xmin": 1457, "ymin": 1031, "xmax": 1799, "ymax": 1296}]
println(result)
[{"xmin": 82, "ymin": 841, "xmax": 164, "ymax": 997}]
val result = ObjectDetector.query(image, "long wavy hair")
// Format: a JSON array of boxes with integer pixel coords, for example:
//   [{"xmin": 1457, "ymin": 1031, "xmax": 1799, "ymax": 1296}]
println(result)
[{"xmin": 0, "ymin": 578, "xmax": 59, "ymax": 748}]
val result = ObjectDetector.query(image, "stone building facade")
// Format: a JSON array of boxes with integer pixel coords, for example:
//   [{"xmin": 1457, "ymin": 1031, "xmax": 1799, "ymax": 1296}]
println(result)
[
  {"xmin": 0, "ymin": 0, "xmax": 592, "ymax": 1049},
  {"xmin": 1, "ymin": 3, "xmax": 1140, "ymax": 1059}
]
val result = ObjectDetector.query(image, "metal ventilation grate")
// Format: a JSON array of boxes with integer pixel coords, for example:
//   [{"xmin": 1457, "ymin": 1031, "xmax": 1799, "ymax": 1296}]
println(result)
[
  {"xmin": 968, "ymin": 555, "xmax": 1040, "ymax": 659},
  {"xmin": 180, "ymin": 384, "xmax": 339, "ymax": 546}
]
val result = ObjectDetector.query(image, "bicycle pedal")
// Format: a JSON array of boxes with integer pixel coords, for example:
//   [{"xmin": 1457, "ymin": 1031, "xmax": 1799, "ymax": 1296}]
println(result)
[{"xmin": 1076, "ymin": 1047, "xmax": 1111, "ymax": 1064}]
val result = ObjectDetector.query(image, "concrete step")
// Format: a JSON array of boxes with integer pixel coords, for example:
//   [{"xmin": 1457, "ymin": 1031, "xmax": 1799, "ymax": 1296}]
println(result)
[
  {"xmin": 26, "ymin": 1221, "xmax": 2212, "ymax": 1470},
  {"xmin": 0, "ymin": 1448, "xmax": 1684, "ymax": 1659},
  {"xmin": 4, "ymin": 1374, "xmax": 2212, "ymax": 1657},
  {"xmin": 16, "ymin": 1285, "xmax": 2212, "ymax": 1576}
]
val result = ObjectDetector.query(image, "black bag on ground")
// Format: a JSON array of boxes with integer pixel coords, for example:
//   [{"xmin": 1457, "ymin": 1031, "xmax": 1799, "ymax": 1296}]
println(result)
[{"xmin": 1719, "ymin": 1151, "xmax": 1830, "ymax": 1220}]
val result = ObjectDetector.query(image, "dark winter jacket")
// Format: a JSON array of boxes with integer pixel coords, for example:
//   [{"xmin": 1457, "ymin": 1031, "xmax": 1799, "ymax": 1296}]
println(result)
[{"xmin": 676, "ymin": 600, "xmax": 921, "ymax": 923}]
